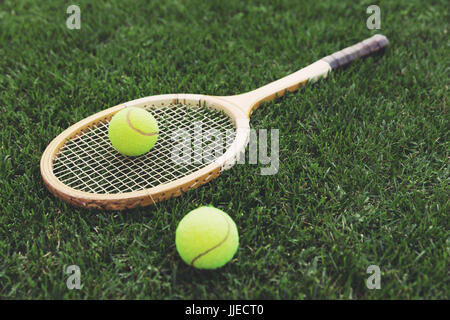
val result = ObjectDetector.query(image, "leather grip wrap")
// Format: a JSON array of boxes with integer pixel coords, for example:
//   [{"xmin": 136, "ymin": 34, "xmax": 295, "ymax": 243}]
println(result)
[{"xmin": 321, "ymin": 34, "xmax": 389, "ymax": 69}]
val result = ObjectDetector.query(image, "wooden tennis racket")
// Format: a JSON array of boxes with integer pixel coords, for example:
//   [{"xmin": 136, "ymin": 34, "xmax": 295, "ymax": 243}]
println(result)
[{"xmin": 40, "ymin": 34, "xmax": 388, "ymax": 210}]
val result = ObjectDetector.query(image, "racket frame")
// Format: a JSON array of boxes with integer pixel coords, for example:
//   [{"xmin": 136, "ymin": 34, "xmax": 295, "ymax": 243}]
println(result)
[{"xmin": 40, "ymin": 34, "xmax": 388, "ymax": 210}]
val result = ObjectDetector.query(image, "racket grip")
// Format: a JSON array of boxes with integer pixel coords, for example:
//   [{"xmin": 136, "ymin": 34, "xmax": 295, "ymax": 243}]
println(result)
[{"xmin": 321, "ymin": 34, "xmax": 388, "ymax": 70}]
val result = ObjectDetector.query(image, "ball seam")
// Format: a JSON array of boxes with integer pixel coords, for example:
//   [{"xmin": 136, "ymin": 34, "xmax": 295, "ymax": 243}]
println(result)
[
  {"xmin": 190, "ymin": 213, "xmax": 231, "ymax": 267},
  {"xmin": 126, "ymin": 109, "xmax": 158, "ymax": 136}
]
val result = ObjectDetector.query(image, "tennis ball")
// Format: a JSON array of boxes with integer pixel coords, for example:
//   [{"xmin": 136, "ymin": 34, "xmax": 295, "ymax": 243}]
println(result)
[
  {"xmin": 175, "ymin": 206, "xmax": 239, "ymax": 269},
  {"xmin": 108, "ymin": 107, "xmax": 158, "ymax": 156}
]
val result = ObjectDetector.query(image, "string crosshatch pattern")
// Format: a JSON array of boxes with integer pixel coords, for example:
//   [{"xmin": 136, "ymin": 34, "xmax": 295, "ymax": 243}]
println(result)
[{"xmin": 52, "ymin": 104, "xmax": 236, "ymax": 194}]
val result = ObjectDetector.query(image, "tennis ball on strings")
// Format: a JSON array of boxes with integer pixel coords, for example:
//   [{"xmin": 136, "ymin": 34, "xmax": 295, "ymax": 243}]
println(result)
[
  {"xmin": 108, "ymin": 107, "xmax": 159, "ymax": 156},
  {"xmin": 175, "ymin": 206, "xmax": 239, "ymax": 269}
]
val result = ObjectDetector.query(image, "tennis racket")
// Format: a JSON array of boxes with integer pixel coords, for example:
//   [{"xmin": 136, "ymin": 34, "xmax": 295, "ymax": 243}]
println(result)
[{"xmin": 40, "ymin": 34, "xmax": 388, "ymax": 210}]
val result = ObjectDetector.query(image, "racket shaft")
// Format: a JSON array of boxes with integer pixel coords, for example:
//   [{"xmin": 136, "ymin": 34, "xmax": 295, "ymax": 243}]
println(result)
[{"xmin": 227, "ymin": 34, "xmax": 388, "ymax": 115}]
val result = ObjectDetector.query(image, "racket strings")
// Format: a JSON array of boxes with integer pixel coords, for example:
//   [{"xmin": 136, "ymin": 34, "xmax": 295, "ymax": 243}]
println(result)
[{"xmin": 52, "ymin": 104, "xmax": 236, "ymax": 194}]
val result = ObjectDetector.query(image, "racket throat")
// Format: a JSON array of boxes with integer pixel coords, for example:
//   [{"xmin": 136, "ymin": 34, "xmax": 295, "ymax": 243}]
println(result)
[{"xmin": 217, "ymin": 60, "xmax": 331, "ymax": 116}]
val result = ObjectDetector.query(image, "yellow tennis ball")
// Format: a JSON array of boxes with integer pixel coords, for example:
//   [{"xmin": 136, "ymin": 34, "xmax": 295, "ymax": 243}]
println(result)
[
  {"xmin": 175, "ymin": 206, "xmax": 239, "ymax": 269},
  {"xmin": 108, "ymin": 107, "xmax": 159, "ymax": 156}
]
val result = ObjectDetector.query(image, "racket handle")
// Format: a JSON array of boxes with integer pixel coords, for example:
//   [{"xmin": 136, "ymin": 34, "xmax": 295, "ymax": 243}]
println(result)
[{"xmin": 322, "ymin": 34, "xmax": 388, "ymax": 69}]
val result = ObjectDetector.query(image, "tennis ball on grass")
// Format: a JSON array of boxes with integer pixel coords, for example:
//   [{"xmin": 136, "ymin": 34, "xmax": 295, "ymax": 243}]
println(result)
[
  {"xmin": 176, "ymin": 206, "xmax": 239, "ymax": 269},
  {"xmin": 108, "ymin": 107, "xmax": 158, "ymax": 156}
]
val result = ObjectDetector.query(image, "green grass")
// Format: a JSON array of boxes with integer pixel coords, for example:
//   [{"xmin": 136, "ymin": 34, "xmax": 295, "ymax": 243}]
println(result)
[{"xmin": 0, "ymin": 0, "xmax": 448, "ymax": 299}]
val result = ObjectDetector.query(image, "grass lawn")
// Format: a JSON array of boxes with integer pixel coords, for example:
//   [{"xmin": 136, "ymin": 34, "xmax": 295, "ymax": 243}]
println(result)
[{"xmin": 0, "ymin": 0, "xmax": 448, "ymax": 299}]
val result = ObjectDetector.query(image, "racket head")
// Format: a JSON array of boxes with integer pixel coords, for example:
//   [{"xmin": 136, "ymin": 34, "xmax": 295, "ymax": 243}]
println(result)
[{"xmin": 40, "ymin": 94, "xmax": 250, "ymax": 210}]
